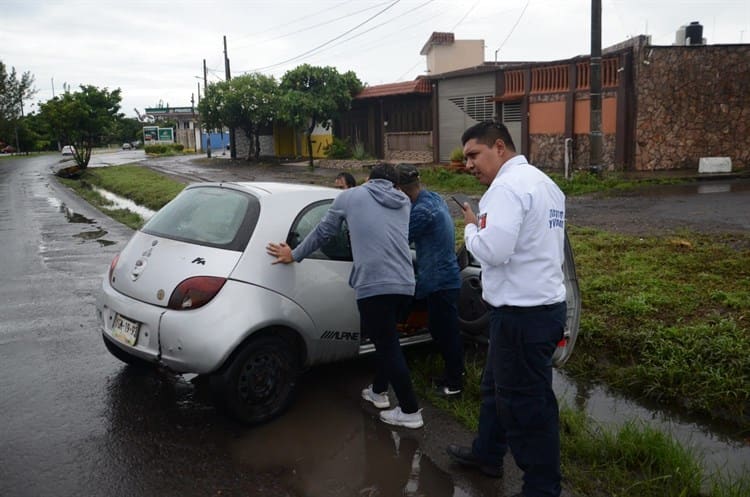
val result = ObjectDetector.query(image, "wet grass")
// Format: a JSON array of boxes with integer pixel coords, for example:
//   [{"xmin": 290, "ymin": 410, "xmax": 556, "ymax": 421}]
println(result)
[
  {"xmin": 58, "ymin": 165, "xmax": 184, "ymax": 229},
  {"xmin": 61, "ymin": 161, "xmax": 750, "ymax": 497},
  {"xmin": 566, "ymin": 226, "xmax": 750, "ymax": 427},
  {"xmin": 420, "ymin": 166, "xmax": 691, "ymax": 197}
]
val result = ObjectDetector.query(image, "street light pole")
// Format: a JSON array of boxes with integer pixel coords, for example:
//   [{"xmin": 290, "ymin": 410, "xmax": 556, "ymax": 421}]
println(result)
[{"xmin": 203, "ymin": 59, "xmax": 211, "ymax": 159}]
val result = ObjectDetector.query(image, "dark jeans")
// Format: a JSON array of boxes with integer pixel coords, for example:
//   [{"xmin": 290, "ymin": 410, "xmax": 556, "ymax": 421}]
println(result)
[
  {"xmin": 471, "ymin": 302, "xmax": 566, "ymax": 497},
  {"xmin": 427, "ymin": 288, "xmax": 465, "ymax": 387},
  {"xmin": 357, "ymin": 294, "xmax": 419, "ymax": 414}
]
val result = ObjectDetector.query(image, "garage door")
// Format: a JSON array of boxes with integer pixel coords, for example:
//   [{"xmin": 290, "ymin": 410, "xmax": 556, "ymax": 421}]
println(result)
[{"xmin": 438, "ymin": 74, "xmax": 495, "ymax": 162}]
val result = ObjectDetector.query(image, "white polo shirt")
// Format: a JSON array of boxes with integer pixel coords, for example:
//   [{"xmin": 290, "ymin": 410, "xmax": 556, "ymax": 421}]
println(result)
[{"xmin": 464, "ymin": 155, "xmax": 566, "ymax": 307}]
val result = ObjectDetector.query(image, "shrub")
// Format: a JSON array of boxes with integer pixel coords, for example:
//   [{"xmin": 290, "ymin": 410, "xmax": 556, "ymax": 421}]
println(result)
[
  {"xmin": 450, "ymin": 147, "xmax": 464, "ymax": 162},
  {"xmin": 351, "ymin": 142, "xmax": 373, "ymax": 160},
  {"xmin": 325, "ymin": 136, "xmax": 351, "ymax": 159}
]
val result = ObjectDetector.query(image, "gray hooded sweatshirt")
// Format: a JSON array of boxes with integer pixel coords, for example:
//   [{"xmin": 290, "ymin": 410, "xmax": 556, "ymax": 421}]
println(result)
[{"xmin": 291, "ymin": 178, "xmax": 415, "ymax": 300}]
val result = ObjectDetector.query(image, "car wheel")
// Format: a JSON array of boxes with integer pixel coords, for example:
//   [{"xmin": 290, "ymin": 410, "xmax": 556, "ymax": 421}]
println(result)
[
  {"xmin": 214, "ymin": 335, "xmax": 299, "ymax": 425},
  {"xmin": 457, "ymin": 272, "xmax": 490, "ymax": 335},
  {"xmin": 102, "ymin": 334, "xmax": 154, "ymax": 369}
]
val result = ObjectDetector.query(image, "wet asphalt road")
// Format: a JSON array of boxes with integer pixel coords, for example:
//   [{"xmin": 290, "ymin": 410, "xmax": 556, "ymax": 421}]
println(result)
[{"xmin": 0, "ymin": 154, "xmax": 520, "ymax": 497}]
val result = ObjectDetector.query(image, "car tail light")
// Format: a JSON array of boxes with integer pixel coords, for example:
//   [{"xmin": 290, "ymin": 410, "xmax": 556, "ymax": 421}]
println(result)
[
  {"xmin": 109, "ymin": 253, "xmax": 120, "ymax": 283},
  {"xmin": 168, "ymin": 276, "xmax": 227, "ymax": 310}
]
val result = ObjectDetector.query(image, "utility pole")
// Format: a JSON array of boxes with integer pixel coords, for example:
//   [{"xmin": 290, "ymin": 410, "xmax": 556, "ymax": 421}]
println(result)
[
  {"xmin": 589, "ymin": 0, "xmax": 603, "ymax": 174},
  {"xmin": 203, "ymin": 58, "xmax": 211, "ymax": 158},
  {"xmin": 224, "ymin": 35, "xmax": 237, "ymax": 159}
]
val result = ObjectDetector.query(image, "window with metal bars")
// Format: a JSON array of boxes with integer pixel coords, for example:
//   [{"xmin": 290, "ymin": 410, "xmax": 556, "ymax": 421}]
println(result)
[
  {"xmin": 448, "ymin": 95, "xmax": 494, "ymax": 122},
  {"xmin": 502, "ymin": 102, "xmax": 522, "ymax": 122}
]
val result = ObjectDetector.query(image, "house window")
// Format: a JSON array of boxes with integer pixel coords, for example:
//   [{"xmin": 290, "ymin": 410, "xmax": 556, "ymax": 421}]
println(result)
[
  {"xmin": 448, "ymin": 95, "xmax": 494, "ymax": 122},
  {"xmin": 502, "ymin": 101, "xmax": 522, "ymax": 122}
]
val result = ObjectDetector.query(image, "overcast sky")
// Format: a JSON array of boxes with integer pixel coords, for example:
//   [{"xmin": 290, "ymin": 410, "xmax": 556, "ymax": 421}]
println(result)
[{"xmin": 3, "ymin": 0, "xmax": 748, "ymax": 118}]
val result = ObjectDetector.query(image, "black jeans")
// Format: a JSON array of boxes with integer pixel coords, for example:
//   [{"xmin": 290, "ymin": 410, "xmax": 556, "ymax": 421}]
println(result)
[
  {"xmin": 427, "ymin": 288, "xmax": 465, "ymax": 387},
  {"xmin": 471, "ymin": 301, "xmax": 566, "ymax": 497},
  {"xmin": 357, "ymin": 294, "xmax": 419, "ymax": 414}
]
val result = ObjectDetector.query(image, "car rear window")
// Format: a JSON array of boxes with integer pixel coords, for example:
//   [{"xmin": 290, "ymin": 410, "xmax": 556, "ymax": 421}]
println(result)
[{"xmin": 141, "ymin": 186, "xmax": 260, "ymax": 251}]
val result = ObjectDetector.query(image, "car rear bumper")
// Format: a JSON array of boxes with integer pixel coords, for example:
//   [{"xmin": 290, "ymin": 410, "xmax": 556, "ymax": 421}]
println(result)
[{"xmin": 96, "ymin": 276, "xmax": 317, "ymax": 374}]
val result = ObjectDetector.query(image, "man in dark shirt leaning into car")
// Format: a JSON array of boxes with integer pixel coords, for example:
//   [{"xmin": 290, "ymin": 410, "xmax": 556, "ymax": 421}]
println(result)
[{"xmin": 396, "ymin": 163, "xmax": 465, "ymax": 396}]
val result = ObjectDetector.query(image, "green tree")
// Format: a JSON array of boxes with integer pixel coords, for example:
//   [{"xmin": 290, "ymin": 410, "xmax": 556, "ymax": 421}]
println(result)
[
  {"xmin": 196, "ymin": 82, "xmax": 227, "ymax": 157},
  {"xmin": 109, "ymin": 116, "xmax": 144, "ymax": 146},
  {"xmin": 0, "ymin": 61, "xmax": 37, "ymax": 151},
  {"xmin": 38, "ymin": 85, "xmax": 122, "ymax": 169},
  {"xmin": 220, "ymin": 73, "xmax": 279, "ymax": 161},
  {"xmin": 279, "ymin": 64, "xmax": 362, "ymax": 168}
]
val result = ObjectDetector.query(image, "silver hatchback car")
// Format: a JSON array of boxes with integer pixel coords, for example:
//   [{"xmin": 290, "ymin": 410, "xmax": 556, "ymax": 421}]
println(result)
[{"xmin": 96, "ymin": 182, "xmax": 580, "ymax": 424}]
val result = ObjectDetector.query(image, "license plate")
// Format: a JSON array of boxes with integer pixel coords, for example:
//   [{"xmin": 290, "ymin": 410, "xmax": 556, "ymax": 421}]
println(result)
[{"xmin": 112, "ymin": 314, "xmax": 140, "ymax": 346}]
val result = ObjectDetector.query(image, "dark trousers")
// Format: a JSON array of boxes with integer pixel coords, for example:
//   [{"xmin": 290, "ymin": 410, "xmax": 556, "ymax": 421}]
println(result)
[
  {"xmin": 472, "ymin": 302, "xmax": 566, "ymax": 497},
  {"xmin": 357, "ymin": 294, "xmax": 419, "ymax": 414},
  {"xmin": 427, "ymin": 288, "xmax": 465, "ymax": 387}
]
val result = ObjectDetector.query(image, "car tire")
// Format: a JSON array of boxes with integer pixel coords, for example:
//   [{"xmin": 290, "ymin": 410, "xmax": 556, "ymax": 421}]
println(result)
[
  {"xmin": 213, "ymin": 334, "xmax": 299, "ymax": 425},
  {"xmin": 457, "ymin": 272, "xmax": 490, "ymax": 336},
  {"xmin": 102, "ymin": 334, "xmax": 155, "ymax": 369}
]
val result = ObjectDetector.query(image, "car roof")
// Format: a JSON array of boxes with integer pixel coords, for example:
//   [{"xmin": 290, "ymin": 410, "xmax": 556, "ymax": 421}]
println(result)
[{"xmin": 186, "ymin": 181, "xmax": 339, "ymax": 197}]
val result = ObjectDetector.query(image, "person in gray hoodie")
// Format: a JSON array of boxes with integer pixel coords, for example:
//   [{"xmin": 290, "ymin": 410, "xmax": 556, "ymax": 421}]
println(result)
[{"xmin": 266, "ymin": 163, "xmax": 423, "ymax": 429}]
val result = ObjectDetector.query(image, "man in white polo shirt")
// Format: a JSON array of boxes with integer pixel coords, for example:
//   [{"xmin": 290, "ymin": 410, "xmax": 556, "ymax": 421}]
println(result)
[{"xmin": 446, "ymin": 121, "xmax": 567, "ymax": 497}]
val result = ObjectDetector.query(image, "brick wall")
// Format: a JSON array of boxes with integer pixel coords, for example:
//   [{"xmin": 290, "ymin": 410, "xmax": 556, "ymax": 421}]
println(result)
[{"xmin": 634, "ymin": 45, "xmax": 750, "ymax": 171}]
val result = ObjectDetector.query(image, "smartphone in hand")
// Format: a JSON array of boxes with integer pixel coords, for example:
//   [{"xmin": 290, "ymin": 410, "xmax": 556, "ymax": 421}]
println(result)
[{"xmin": 451, "ymin": 195, "xmax": 466, "ymax": 210}]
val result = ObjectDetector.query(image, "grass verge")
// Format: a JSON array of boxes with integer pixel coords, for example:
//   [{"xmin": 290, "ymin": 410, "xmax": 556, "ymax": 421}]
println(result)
[{"xmin": 58, "ymin": 165, "xmax": 184, "ymax": 229}]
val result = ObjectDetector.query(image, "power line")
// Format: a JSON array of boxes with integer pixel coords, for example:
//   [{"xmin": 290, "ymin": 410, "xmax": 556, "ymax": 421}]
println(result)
[
  {"xmin": 277, "ymin": 0, "xmax": 437, "ymax": 64},
  {"xmin": 232, "ymin": 1, "xmax": 392, "ymax": 51},
  {"xmin": 493, "ymin": 0, "xmax": 530, "ymax": 60},
  {"xmin": 244, "ymin": 0, "xmax": 403, "ymax": 73},
  {"xmin": 451, "ymin": 0, "xmax": 481, "ymax": 32}
]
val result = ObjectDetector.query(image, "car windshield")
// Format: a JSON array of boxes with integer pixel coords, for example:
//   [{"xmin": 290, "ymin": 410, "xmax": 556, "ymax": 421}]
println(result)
[{"xmin": 141, "ymin": 186, "xmax": 260, "ymax": 251}]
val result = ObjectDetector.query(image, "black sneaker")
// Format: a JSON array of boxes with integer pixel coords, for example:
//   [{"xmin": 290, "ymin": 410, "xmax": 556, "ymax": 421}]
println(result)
[
  {"xmin": 432, "ymin": 376, "xmax": 462, "ymax": 396},
  {"xmin": 446, "ymin": 444, "xmax": 503, "ymax": 478},
  {"xmin": 435, "ymin": 384, "xmax": 462, "ymax": 397}
]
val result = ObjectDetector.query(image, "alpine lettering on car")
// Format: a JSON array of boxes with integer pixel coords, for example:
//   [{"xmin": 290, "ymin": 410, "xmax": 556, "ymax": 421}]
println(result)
[{"xmin": 320, "ymin": 330, "xmax": 359, "ymax": 341}]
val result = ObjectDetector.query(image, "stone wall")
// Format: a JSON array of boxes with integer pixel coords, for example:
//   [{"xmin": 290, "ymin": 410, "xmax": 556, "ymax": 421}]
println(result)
[
  {"xmin": 634, "ymin": 45, "xmax": 750, "ymax": 171},
  {"xmin": 530, "ymin": 133, "xmax": 616, "ymax": 172},
  {"xmin": 316, "ymin": 159, "xmax": 380, "ymax": 169},
  {"xmin": 234, "ymin": 132, "xmax": 274, "ymax": 160}
]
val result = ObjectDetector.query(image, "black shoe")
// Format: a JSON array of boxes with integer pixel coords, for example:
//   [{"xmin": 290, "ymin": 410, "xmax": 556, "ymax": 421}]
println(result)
[
  {"xmin": 434, "ymin": 384, "xmax": 462, "ymax": 397},
  {"xmin": 432, "ymin": 376, "xmax": 463, "ymax": 396},
  {"xmin": 446, "ymin": 444, "xmax": 503, "ymax": 478}
]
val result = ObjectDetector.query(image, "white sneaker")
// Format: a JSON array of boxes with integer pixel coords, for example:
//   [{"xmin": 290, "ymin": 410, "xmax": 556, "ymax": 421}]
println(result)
[
  {"xmin": 361, "ymin": 385, "xmax": 390, "ymax": 408},
  {"xmin": 379, "ymin": 407, "xmax": 424, "ymax": 429}
]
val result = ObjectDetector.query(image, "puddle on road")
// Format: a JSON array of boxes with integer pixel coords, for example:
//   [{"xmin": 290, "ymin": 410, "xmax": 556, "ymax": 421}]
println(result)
[
  {"xmin": 74, "ymin": 228, "xmax": 108, "ymax": 241},
  {"xmin": 46, "ymin": 196, "xmax": 117, "ymax": 246},
  {"xmin": 619, "ymin": 178, "xmax": 750, "ymax": 197},
  {"xmin": 229, "ymin": 371, "xmax": 500, "ymax": 497}
]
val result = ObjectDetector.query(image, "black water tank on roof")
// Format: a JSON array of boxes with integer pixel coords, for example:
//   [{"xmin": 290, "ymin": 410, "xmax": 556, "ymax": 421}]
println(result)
[{"xmin": 685, "ymin": 21, "xmax": 703, "ymax": 45}]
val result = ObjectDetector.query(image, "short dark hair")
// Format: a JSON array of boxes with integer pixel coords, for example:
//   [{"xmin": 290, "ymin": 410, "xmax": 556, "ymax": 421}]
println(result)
[
  {"xmin": 461, "ymin": 121, "xmax": 516, "ymax": 151},
  {"xmin": 335, "ymin": 171, "xmax": 356, "ymax": 188},
  {"xmin": 396, "ymin": 163, "xmax": 420, "ymax": 187},
  {"xmin": 369, "ymin": 163, "xmax": 398, "ymax": 185}
]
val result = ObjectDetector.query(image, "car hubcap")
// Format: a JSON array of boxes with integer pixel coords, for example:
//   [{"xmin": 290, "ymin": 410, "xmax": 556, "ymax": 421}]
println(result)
[{"xmin": 237, "ymin": 351, "xmax": 283, "ymax": 403}]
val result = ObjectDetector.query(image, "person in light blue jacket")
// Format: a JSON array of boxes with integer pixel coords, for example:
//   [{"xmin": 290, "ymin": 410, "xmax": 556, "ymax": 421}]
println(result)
[{"xmin": 266, "ymin": 163, "xmax": 424, "ymax": 429}]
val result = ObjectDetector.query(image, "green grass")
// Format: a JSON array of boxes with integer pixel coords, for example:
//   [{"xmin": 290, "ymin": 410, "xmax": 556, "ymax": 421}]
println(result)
[
  {"xmin": 58, "ymin": 164, "xmax": 185, "ymax": 229},
  {"xmin": 419, "ymin": 166, "xmax": 692, "ymax": 197},
  {"xmin": 565, "ymin": 227, "xmax": 750, "ymax": 426}
]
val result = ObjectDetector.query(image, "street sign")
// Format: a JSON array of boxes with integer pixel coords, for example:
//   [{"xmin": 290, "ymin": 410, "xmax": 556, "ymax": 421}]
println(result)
[
  {"xmin": 143, "ymin": 126, "xmax": 158, "ymax": 142},
  {"xmin": 158, "ymin": 128, "xmax": 174, "ymax": 142}
]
